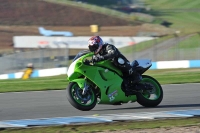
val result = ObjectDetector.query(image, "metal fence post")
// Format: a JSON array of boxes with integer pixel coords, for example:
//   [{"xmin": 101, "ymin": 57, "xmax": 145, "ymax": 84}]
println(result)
[
  {"xmin": 63, "ymin": 42, "xmax": 69, "ymax": 67},
  {"xmin": 39, "ymin": 48, "xmax": 44, "ymax": 69},
  {"xmin": 153, "ymin": 37, "xmax": 157, "ymax": 61}
]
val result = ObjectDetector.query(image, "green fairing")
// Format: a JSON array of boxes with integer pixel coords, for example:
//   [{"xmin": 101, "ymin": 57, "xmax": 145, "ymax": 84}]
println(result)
[
  {"xmin": 68, "ymin": 52, "xmax": 137, "ymax": 104},
  {"xmin": 71, "ymin": 79, "xmax": 85, "ymax": 89}
]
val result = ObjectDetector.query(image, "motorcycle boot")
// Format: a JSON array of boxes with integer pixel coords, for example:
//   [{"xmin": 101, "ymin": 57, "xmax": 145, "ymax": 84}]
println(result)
[
  {"xmin": 116, "ymin": 57, "xmax": 152, "ymax": 95},
  {"xmin": 123, "ymin": 69, "xmax": 142, "ymax": 96},
  {"xmin": 131, "ymin": 72, "xmax": 154, "ymax": 93},
  {"xmin": 118, "ymin": 59, "xmax": 142, "ymax": 95}
]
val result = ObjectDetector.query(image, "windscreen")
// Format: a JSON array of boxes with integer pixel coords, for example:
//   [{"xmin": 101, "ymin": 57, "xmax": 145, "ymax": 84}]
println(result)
[{"xmin": 72, "ymin": 50, "xmax": 91, "ymax": 62}]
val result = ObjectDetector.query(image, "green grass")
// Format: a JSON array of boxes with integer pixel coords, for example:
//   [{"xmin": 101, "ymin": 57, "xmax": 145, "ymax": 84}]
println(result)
[
  {"xmin": 0, "ymin": 75, "xmax": 68, "ymax": 93},
  {"xmin": 144, "ymin": 0, "xmax": 200, "ymax": 9},
  {"xmin": 161, "ymin": 12, "xmax": 200, "ymax": 34},
  {"xmin": 0, "ymin": 68, "xmax": 200, "ymax": 93},
  {"xmin": 164, "ymin": 34, "xmax": 200, "ymax": 60},
  {"xmin": 120, "ymin": 35, "xmax": 174, "ymax": 53},
  {"xmin": 144, "ymin": 0, "xmax": 200, "ymax": 34},
  {"xmin": 44, "ymin": 0, "xmax": 133, "ymax": 22},
  {"xmin": 0, "ymin": 117, "xmax": 199, "ymax": 133},
  {"xmin": 146, "ymin": 69, "xmax": 200, "ymax": 84},
  {"xmin": 171, "ymin": 34, "xmax": 200, "ymax": 49}
]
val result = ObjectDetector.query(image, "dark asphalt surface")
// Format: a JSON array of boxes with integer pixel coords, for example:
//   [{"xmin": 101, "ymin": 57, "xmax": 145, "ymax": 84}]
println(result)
[{"xmin": 0, "ymin": 83, "xmax": 200, "ymax": 121}]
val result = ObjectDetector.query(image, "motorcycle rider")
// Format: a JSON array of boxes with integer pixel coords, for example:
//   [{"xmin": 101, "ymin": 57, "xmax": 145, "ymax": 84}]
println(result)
[{"xmin": 87, "ymin": 36, "xmax": 142, "ymax": 95}]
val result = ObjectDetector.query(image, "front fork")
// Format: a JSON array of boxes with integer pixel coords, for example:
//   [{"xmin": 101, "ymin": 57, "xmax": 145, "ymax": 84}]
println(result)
[
  {"xmin": 82, "ymin": 81, "xmax": 90, "ymax": 95},
  {"xmin": 71, "ymin": 78, "xmax": 90, "ymax": 95}
]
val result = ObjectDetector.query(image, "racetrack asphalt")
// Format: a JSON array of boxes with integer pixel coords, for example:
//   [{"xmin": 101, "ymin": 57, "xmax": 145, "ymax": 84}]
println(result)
[{"xmin": 0, "ymin": 83, "xmax": 199, "ymax": 121}]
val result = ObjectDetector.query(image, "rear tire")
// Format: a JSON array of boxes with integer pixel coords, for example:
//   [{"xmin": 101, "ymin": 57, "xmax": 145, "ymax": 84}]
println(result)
[
  {"xmin": 137, "ymin": 75, "xmax": 163, "ymax": 107},
  {"xmin": 66, "ymin": 82, "xmax": 97, "ymax": 111}
]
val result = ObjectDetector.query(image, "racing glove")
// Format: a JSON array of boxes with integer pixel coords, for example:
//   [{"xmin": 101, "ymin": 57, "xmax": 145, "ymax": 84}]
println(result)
[{"xmin": 93, "ymin": 55, "xmax": 104, "ymax": 62}]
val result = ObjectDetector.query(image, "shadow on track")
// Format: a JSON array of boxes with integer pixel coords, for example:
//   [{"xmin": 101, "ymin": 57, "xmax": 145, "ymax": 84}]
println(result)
[{"xmin": 93, "ymin": 104, "xmax": 200, "ymax": 111}]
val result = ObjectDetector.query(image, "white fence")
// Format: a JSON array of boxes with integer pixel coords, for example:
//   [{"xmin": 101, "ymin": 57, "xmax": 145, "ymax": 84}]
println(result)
[{"xmin": 13, "ymin": 36, "xmax": 154, "ymax": 49}]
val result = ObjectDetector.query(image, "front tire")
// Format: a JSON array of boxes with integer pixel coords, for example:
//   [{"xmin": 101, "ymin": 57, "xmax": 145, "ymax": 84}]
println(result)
[
  {"xmin": 66, "ymin": 82, "xmax": 97, "ymax": 111},
  {"xmin": 137, "ymin": 75, "xmax": 163, "ymax": 107}
]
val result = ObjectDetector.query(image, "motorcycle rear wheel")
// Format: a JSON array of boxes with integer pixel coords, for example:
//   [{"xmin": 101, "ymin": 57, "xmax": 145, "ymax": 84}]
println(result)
[
  {"xmin": 137, "ymin": 75, "xmax": 163, "ymax": 107},
  {"xmin": 66, "ymin": 82, "xmax": 97, "ymax": 111}
]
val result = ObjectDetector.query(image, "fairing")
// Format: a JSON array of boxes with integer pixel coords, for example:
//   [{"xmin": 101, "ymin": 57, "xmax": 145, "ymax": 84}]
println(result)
[{"xmin": 67, "ymin": 51, "xmax": 138, "ymax": 104}]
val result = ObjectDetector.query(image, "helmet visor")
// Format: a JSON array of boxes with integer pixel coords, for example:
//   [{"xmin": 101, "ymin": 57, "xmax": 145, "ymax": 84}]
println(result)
[{"xmin": 88, "ymin": 44, "xmax": 98, "ymax": 52}]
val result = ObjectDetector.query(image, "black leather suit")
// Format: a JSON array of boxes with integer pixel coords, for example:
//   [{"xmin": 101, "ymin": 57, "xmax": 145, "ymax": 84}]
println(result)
[{"xmin": 95, "ymin": 43, "xmax": 135, "ymax": 77}]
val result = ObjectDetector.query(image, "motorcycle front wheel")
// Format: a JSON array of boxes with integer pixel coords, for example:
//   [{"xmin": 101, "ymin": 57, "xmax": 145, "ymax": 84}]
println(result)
[
  {"xmin": 66, "ymin": 82, "xmax": 97, "ymax": 111},
  {"xmin": 137, "ymin": 75, "xmax": 163, "ymax": 107}
]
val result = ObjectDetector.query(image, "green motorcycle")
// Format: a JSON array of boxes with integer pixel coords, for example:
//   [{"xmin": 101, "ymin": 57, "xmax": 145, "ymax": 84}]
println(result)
[{"xmin": 66, "ymin": 50, "xmax": 163, "ymax": 111}]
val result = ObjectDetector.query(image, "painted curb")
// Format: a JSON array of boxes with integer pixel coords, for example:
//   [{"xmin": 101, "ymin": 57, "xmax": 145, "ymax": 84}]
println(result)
[{"xmin": 0, "ymin": 109, "xmax": 199, "ymax": 128}]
